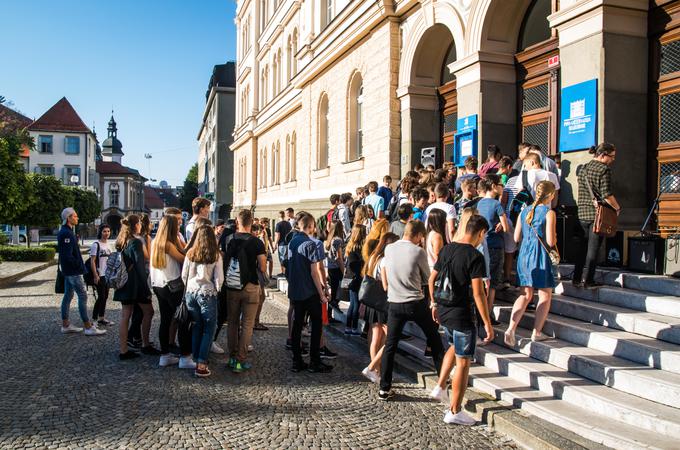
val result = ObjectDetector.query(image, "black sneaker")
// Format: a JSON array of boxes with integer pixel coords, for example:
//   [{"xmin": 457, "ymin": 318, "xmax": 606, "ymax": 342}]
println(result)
[
  {"xmin": 291, "ymin": 361, "xmax": 309, "ymax": 372},
  {"xmin": 572, "ymin": 280, "xmax": 584, "ymax": 288},
  {"xmin": 285, "ymin": 339, "xmax": 292, "ymax": 350},
  {"xmin": 127, "ymin": 339, "xmax": 140, "ymax": 350},
  {"xmin": 320, "ymin": 346, "xmax": 337, "ymax": 359},
  {"xmin": 141, "ymin": 345, "xmax": 162, "ymax": 356},
  {"xmin": 308, "ymin": 361, "xmax": 333, "ymax": 373},
  {"xmin": 526, "ymin": 302, "xmax": 537, "ymax": 311},
  {"xmin": 378, "ymin": 389, "xmax": 394, "ymax": 401},
  {"xmin": 119, "ymin": 351, "xmax": 140, "ymax": 361}
]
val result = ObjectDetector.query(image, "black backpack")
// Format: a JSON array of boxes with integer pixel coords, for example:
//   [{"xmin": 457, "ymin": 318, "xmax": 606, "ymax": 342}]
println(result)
[
  {"xmin": 509, "ymin": 171, "xmax": 534, "ymax": 225},
  {"xmin": 223, "ymin": 234, "xmax": 254, "ymax": 290},
  {"xmin": 386, "ymin": 189, "xmax": 401, "ymax": 222},
  {"xmin": 83, "ymin": 242, "xmax": 100, "ymax": 286}
]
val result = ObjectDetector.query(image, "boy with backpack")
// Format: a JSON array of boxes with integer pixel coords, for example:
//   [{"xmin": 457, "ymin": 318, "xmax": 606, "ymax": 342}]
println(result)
[
  {"xmin": 428, "ymin": 215, "xmax": 494, "ymax": 425},
  {"xmin": 223, "ymin": 209, "xmax": 267, "ymax": 373}
]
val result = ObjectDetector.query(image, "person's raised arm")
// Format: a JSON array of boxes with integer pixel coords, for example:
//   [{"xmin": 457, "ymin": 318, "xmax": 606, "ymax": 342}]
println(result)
[
  {"xmin": 472, "ymin": 277, "xmax": 494, "ymax": 344},
  {"xmin": 545, "ymin": 209, "xmax": 557, "ymax": 248}
]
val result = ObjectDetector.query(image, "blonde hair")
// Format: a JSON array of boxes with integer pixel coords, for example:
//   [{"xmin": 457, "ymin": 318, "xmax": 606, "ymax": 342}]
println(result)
[
  {"xmin": 525, "ymin": 180, "xmax": 556, "ymax": 225},
  {"xmin": 116, "ymin": 214, "xmax": 140, "ymax": 251},
  {"xmin": 454, "ymin": 208, "xmax": 479, "ymax": 242},
  {"xmin": 186, "ymin": 225, "xmax": 219, "ymax": 265},
  {"xmin": 353, "ymin": 205, "xmax": 368, "ymax": 226},
  {"xmin": 151, "ymin": 215, "xmax": 179, "ymax": 269},
  {"xmin": 345, "ymin": 224, "xmax": 367, "ymax": 258}
]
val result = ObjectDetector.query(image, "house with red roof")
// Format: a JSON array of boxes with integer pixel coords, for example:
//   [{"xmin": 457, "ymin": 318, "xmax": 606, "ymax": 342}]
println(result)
[{"xmin": 26, "ymin": 97, "xmax": 99, "ymax": 190}]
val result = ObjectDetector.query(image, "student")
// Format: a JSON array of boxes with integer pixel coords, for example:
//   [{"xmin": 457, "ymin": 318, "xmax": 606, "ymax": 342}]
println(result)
[
  {"xmin": 428, "ymin": 215, "xmax": 494, "ymax": 425},
  {"xmin": 523, "ymin": 152, "xmax": 561, "ymax": 207},
  {"xmin": 164, "ymin": 207, "xmax": 187, "ymax": 250},
  {"xmin": 424, "ymin": 182, "xmax": 457, "ymax": 242},
  {"xmin": 411, "ymin": 188, "xmax": 429, "ymax": 221},
  {"xmin": 354, "ymin": 205, "xmax": 373, "ymax": 234},
  {"xmin": 377, "ymin": 175, "xmax": 394, "ymax": 207},
  {"xmin": 324, "ymin": 221, "xmax": 346, "ymax": 312},
  {"xmin": 389, "ymin": 203, "xmax": 413, "ymax": 238},
  {"xmin": 274, "ymin": 211, "xmax": 293, "ymax": 275},
  {"xmin": 128, "ymin": 213, "xmax": 152, "ymax": 350},
  {"xmin": 454, "ymin": 156, "xmax": 480, "ymax": 194},
  {"xmin": 344, "ymin": 225, "xmax": 367, "ymax": 335},
  {"xmin": 185, "ymin": 197, "xmax": 211, "ymax": 242},
  {"xmin": 115, "ymin": 214, "xmax": 155, "ymax": 360},
  {"xmin": 453, "ymin": 178, "xmax": 479, "ymax": 217},
  {"xmin": 478, "ymin": 145, "xmax": 502, "ymax": 177},
  {"xmin": 336, "ymin": 193, "xmax": 354, "ymax": 237},
  {"xmin": 287, "ymin": 214, "xmax": 333, "ymax": 373},
  {"xmin": 476, "ymin": 175, "xmax": 509, "ymax": 322},
  {"xmin": 426, "ymin": 209, "xmax": 447, "ymax": 270},
  {"xmin": 150, "ymin": 215, "xmax": 194, "ymax": 368},
  {"xmin": 497, "ymin": 156, "xmax": 514, "ymax": 185},
  {"xmin": 90, "ymin": 224, "xmax": 113, "ymax": 327},
  {"xmin": 285, "ymin": 207, "xmax": 296, "ymax": 228},
  {"xmin": 505, "ymin": 181, "xmax": 558, "ymax": 345},
  {"xmin": 58, "ymin": 208, "xmax": 105, "ymax": 336},
  {"xmin": 223, "ymin": 209, "xmax": 267, "ymax": 373},
  {"xmin": 182, "ymin": 225, "xmax": 224, "ymax": 377},
  {"xmin": 364, "ymin": 181, "xmax": 385, "ymax": 219},
  {"xmin": 378, "ymin": 220, "xmax": 444, "ymax": 400}
]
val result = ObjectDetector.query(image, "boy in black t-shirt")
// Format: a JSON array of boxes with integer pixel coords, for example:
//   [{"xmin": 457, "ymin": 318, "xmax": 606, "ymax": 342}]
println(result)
[{"xmin": 428, "ymin": 215, "xmax": 494, "ymax": 426}]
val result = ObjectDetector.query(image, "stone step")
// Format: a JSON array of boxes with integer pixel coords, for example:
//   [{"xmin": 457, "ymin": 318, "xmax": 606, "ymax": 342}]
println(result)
[
  {"xmin": 547, "ymin": 291, "xmax": 680, "ymax": 345},
  {"xmin": 557, "ymin": 264, "xmax": 680, "ymax": 297},
  {"xmin": 469, "ymin": 364, "xmax": 679, "ymax": 450},
  {"xmin": 475, "ymin": 343, "xmax": 680, "ymax": 438},
  {"xmin": 493, "ymin": 303, "xmax": 680, "ymax": 375},
  {"xmin": 558, "ymin": 281, "xmax": 680, "ymax": 320},
  {"xmin": 491, "ymin": 325, "xmax": 680, "ymax": 409}
]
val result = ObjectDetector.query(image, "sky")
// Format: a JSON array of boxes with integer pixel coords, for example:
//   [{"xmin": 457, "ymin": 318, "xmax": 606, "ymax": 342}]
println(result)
[{"xmin": 1, "ymin": 0, "xmax": 237, "ymax": 186}]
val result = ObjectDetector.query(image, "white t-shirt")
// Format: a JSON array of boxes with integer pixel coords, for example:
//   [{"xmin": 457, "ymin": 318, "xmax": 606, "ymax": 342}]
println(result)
[
  {"xmin": 149, "ymin": 246, "xmax": 182, "ymax": 288},
  {"xmin": 424, "ymin": 201, "xmax": 457, "ymax": 225},
  {"xmin": 526, "ymin": 169, "xmax": 560, "ymax": 197},
  {"xmin": 89, "ymin": 240, "xmax": 111, "ymax": 276}
]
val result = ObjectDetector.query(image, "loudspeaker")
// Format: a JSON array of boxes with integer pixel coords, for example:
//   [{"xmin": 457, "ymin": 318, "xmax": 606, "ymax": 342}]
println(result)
[
  {"xmin": 604, "ymin": 231, "xmax": 624, "ymax": 267},
  {"xmin": 628, "ymin": 236, "xmax": 665, "ymax": 275},
  {"xmin": 665, "ymin": 235, "xmax": 680, "ymax": 278},
  {"xmin": 421, "ymin": 147, "xmax": 436, "ymax": 167}
]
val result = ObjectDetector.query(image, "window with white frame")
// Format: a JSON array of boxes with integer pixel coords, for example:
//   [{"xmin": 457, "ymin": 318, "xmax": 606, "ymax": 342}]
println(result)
[
  {"xmin": 109, "ymin": 183, "xmax": 120, "ymax": 207},
  {"xmin": 321, "ymin": 0, "xmax": 334, "ymax": 29},
  {"xmin": 38, "ymin": 165, "xmax": 54, "ymax": 176},
  {"xmin": 290, "ymin": 132, "xmax": 296, "ymax": 181}
]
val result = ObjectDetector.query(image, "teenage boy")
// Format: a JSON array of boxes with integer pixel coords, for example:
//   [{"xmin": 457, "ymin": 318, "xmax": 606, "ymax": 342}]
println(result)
[
  {"xmin": 454, "ymin": 156, "xmax": 480, "ymax": 194},
  {"xmin": 337, "ymin": 193, "xmax": 353, "ymax": 237},
  {"xmin": 411, "ymin": 188, "xmax": 429, "ymax": 221},
  {"xmin": 185, "ymin": 197, "xmax": 211, "ymax": 241},
  {"xmin": 274, "ymin": 211, "xmax": 293, "ymax": 275},
  {"xmin": 428, "ymin": 215, "xmax": 494, "ymax": 425},
  {"xmin": 364, "ymin": 181, "xmax": 385, "ymax": 219},
  {"xmin": 523, "ymin": 152, "xmax": 560, "ymax": 207},
  {"xmin": 287, "ymin": 214, "xmax": 333, "ymax": 373},
  {"xmin": 378, "ymin": 221, "xmax": 445, "ymax": 400},
  {"xmin": 476, "ymin": 175, "xmax": 509, "ymax": 322},
  {"xmin": 285, "ymin": 208, "xmax": 296, "ymax": 227},
  {"xmin": 425, "ymin": 182, "xmax": 457, "ymax": 242},
  {"xmin": 57, "ymin": 207, "xmax": 106, "ymax": 336},
  {"xmin": 223, "ymin": 209, "xmax": 267, "ymax": 373},
  {"xmin": 377, "ymin": 175, "xmax": 394, "ymax": 208},
  {"xmin": 454, "ymin": 178, "xmax": 479, "ymax": 217},
  {"xmin": 389, "ymin": 203, "xmax": 413, "ymax": 238}
]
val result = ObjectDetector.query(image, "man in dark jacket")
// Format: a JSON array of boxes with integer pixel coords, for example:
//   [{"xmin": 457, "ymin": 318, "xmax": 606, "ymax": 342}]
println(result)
[{"xmin": 57, "ymin": 207, "xmax": 105, "ymax": 336}]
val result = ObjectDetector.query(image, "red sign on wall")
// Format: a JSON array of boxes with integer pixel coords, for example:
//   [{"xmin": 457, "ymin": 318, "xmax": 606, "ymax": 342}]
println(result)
[{"xmin": 548, "ymin": 55, "xmax": 560, "ymax": 68}]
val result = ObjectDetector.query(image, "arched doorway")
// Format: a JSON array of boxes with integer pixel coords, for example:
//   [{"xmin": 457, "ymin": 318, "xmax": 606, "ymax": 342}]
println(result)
[{"xmin": 106, "ymin": 213, "xmax": 122, "ymax": 237}]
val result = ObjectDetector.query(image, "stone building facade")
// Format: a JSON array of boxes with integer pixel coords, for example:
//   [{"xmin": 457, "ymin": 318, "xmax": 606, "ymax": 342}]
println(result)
[{"xmin": 231, "ymin": 0, "xmax": 680, "ymax": 233}]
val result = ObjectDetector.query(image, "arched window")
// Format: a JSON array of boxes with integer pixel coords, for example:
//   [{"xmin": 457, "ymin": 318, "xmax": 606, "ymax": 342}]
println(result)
[
  {"xmin": 260, "ymin": 69, "xmax": 266, "ymax": 107},
  {"xmin": 263, "ymin": 65, "xmax": 269, "ymax": 104},
  {"xmin": 292, "ymin": 29, "xmax": 298, "ymax": 76},
  {"xmin": 286, "ymin": 35, "xmax": 292, "ymax": 82},
  {"xmin": 260, "ymin": 0, "xmax": 268, "ymax": 32},
  {"xmin": 348, "ymin": 72, "xmax": 364, "ymax": 161},
  {"xmin": 518, "ymin": 0, "xmax": 552, "ymax": 52},
  {"xmin": 272, "ymin": 55, "xmax": 278, "ymax": 97},
  {"xmin": 277, "ymin": 48, "xmax": 282, "ymax": 92},
  {"xmin": 290, "ymin": 131, "xmax": 296, "ymax": 181},
  {"xmin": 318, "ymin": 94, "xmax": 329, "ymax": 169},
  {"xmin": 285, "ymin": 135, "xmax": 291, "ymax": 182}
]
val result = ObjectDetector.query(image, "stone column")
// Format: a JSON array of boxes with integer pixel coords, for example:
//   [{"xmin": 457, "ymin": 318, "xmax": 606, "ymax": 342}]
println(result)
[{"xmin": 397, "ymin": 86, "xmax": 440, "ymax": 175}]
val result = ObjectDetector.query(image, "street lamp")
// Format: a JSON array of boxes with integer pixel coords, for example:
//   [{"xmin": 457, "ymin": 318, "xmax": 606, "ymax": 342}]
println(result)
[{"xmin": 144, "ymin": 153, "xmax": 152, "ymax": 180}]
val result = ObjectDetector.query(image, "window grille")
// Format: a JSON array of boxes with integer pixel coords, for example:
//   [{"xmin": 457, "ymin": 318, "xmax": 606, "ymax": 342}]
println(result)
[
  {"xmin": 660, "ymin": 92, "xmax": 680, "ymax": 143},
  {"xmin": 443, "ymin": 113, "xmax": 457, "ymax": 134},
  {"xmin": 661, "ymin": 40, "xmax": 680, "ymax": 76},
  {"xmin": 522, "ymin": 83, "xmax": 549, "ymax": 113},
  {"xmin": 522, "ymin": 121, "xmax": 549, "ymax": 151},
  {"xmin": 660, "ymin": 161, "xmax": 680, "ymax": 194}
]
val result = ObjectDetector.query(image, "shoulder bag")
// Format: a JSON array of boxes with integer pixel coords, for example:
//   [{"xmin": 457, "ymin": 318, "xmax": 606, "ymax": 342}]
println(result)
[
  {"xmin": 358, "ymin": 275, "xmax": 387, "ymax": 313},
  {"xmin": 530, "ymin": 222, "xmax": 561, "ymax": 267},
  {"xmin": 55, "ymin": 257, "xmax": 65, "ymax": 294},
  {"xmin": 585, "ymin": 178, "xmax": 617, "ymax": 237}
]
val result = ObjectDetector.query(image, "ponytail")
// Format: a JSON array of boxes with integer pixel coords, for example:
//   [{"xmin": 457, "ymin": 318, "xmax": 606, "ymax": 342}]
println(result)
[
  {"xmin": 589, "ymin": 142, "xmax": 616, "ymax": 157},
  {"xmin": 525, "ymin": 181, "xmax": 556, "ymax": 225}
]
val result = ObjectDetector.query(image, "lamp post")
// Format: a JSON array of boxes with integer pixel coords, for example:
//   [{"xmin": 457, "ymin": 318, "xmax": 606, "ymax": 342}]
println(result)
[{"xmin": 144, "ymin": 153, "xmax": 152, "ymax": 181}]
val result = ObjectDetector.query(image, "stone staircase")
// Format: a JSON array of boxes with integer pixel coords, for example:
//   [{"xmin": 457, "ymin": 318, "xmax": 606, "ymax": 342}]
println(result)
[{"xmin": 275, "ymin": 266, "xmax": 680, "ymax": 449}]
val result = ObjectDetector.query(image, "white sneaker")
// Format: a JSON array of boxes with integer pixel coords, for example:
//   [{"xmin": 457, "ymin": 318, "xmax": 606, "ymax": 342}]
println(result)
[
  {"xmin": 430, "ymin": 385, "xmax": 450, "ymax": 404},
  {"xmin": 83, "ymin": 326, "xmax": 106, "ymax": 336},
  {"xmin": 443, "ymin": 410, "xmax": 476, "ymax": 426},
  {"xmin": 247, "ymin": 344, "xmax": 254, "ymax": 352},
  {"xmin": 159, "ymin": 354, "xmax": 180, "ymax": 367},
  {"xmin": 210, "ymin": 342, "xmax": 225, "ymax": 354},
  {"xmin": 179, "ymin": 356, "xmax": 197, "ymax": 369},
  {"xmin": 361, "ymin": 367, "xmax": 379, "ymax": 383},
  {"xmin": 61, "ymin": 324, "xmax": 83, "ymax": 334}
]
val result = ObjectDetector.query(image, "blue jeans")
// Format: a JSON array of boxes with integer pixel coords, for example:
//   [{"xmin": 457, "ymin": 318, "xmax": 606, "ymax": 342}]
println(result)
[
  {"xmin": 186, "ymin": 291, "xmax": 218, "ymax": 364},
  {"xmin": 445, "ymin": 327, "xmax": 477, "ymax": 358},
  {"xmin": 61, "ymin": 275, "xmax": 89, "ymax": 323},
  {"xmin": 347, "ymin": 290, "xmax": 360, "ymax": 329}
]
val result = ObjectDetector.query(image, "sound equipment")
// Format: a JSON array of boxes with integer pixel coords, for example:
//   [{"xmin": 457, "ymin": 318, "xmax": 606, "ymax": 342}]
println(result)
[
  {"xmin": 556, "ymin": 208, "xmax": 577, "ymax": 263},
  {"xmin": 628, "ymin": 236, "xmax": 665, "ymax": 275},
  {"xmin": 604, "ymin": 231, "xmax": 624, "ymax": 267},
  {"xmin": 421, "ymin": 147, "xmax": 436, "ymax": 167},
  {"xmin": 665, "ymin": 235, "xmax": 680, "ymax": 278}
]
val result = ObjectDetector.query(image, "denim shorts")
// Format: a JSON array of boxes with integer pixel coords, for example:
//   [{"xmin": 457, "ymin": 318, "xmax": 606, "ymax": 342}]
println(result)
[{"xmin": 445, "ymin": 327, "xmax": 477, "ymax": 358}]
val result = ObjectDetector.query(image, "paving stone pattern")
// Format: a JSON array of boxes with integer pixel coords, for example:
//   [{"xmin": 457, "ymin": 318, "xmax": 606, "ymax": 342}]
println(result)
[{"xmin": 0, "ymin": 266, "xmax": 516, "ymax": 449}]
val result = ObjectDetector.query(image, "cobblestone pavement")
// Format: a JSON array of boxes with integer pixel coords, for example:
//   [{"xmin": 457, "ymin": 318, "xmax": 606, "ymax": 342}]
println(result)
[{"xmin": 0, "ymin": 266, "xmax": 516, "ymax": 449}]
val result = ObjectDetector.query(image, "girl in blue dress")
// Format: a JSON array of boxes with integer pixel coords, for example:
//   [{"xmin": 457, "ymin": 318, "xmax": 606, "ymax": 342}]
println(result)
[{"xmin": 504, "ymin": 180, "xmax": 557, "ymax": 346}]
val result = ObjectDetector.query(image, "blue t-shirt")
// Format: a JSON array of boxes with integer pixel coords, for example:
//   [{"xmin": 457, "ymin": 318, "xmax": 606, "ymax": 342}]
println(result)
[
  {"xmin": 413, "ymin": 207, "xmax": 425, "ymax": 221},
  {"xmin": 364, "ymin": 193, "xmax": 385, "ymax": 215},
  {"xmin": 476, "ymin": 197, "xmax": 506, "ymax": 249},
  {"xmin": 377, "ymin": 186, "xmax": 393, "ymax": 209},
  {"xmin": 287, "ymin": 233, "xmax": 325, "ymax": 302}
]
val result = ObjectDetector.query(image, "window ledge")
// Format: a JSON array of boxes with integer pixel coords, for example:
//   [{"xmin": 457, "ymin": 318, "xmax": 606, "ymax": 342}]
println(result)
[
  {"xmin": 282, "ymin": 180, "xmax": 297, "ymax": 188},
  {"xmin": 342, "ymin": 157, "xmax": 364, "ymax": 173},
  {"xmin": 258, "ymin": 187, "xmax": 268, "ymax": 193},
  {"xmin": 312, "ymin": 167, "xmax": 330, "ymax": 179},
  {"xmin": 269, "ymin": 184, "xmax": 281, "ymax": 192}
]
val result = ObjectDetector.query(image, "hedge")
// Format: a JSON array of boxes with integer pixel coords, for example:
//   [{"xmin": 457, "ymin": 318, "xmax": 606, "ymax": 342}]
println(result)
[
  {"xmin": 41, "ymin": 242, "xmax": 58, "ymax": 250},
  {"xmin": 0, "ymin": 246, "xmax": 55, "ymax": 262}
]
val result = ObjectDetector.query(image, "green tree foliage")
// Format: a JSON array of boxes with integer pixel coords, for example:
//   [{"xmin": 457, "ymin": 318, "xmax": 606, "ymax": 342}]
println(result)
[
  {"xmin": 17, "ymin": 174, "xmax": 74, "ymax": 230},
  {"xmin": 66, "ymin": 187, "xmax": 101, "ymax": 224},
  {"xmin": 179, "ymin": 163, "xmax": 198, "ymax": 213}
]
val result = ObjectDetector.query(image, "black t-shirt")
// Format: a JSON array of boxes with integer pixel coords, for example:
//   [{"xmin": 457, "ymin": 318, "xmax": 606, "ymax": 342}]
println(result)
[
  {"xmin": 433, "ymin": 242, "xmax": 486, "ymax": 331},
  {"xmin": 219, "ymin": 227, "xmax": 236, "ymax": 254},
  {"xmin": 275, "ymin": 220, "xmax": 292, "ymax": 243},
  {"xmin": 224, "ymin": 232, "xmax": 265, "ymax": 286}
]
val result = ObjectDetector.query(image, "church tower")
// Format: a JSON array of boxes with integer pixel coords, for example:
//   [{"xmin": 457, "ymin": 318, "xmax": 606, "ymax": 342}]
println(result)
[{"xmin": 101, "ymin": 113, "xmax": 124, "ymax": 164}]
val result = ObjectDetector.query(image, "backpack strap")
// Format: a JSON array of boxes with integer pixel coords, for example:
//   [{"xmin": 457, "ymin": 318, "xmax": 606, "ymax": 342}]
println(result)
[{"xmin": 521, "ymin": 170, "xmax": 529, "ymax": 191}]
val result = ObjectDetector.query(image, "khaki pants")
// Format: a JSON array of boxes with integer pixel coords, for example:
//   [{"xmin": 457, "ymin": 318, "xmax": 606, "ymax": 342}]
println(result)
[{"xmin": 227, "ymin": 283, "xmax": 260, "ymax": 361}]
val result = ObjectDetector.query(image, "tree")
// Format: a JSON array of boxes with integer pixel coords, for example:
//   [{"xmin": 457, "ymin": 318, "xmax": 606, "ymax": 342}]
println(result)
[
  {"xmin": 179, "ymin": 163, "xmax": 198, "ymax": 213},
  {"xmin": 16, "ymin": 174, "xmax": 74, "ymax": 246},
  {"xmin": 67, "ymin": 187, "xmax": 101, "ymax": 225}
]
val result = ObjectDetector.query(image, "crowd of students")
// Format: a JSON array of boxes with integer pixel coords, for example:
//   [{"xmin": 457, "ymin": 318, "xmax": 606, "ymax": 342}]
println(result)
[{"xmin": 56, "ymin": 140, "xmax": 620, "ymax": 425}]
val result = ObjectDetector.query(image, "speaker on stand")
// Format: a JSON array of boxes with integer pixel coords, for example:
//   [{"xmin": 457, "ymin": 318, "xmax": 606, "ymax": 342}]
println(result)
[{"xmin": 556, "ymin": 206, "xmax": 577, "ymax": 264}]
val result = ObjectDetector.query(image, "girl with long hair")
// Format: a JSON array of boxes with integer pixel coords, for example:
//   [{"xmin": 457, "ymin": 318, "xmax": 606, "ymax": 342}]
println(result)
[
  {"xmin": 128, "ymin": 213, "xmax": 152, "ymax": 349},
  {"xmin": 426, "ymin": 209, "xmax": 447, "ymax": 270},
  {"xmin": 114, "ymin": 214, "xmax": 156, "ymax": 360},
  {"xmin": 354, "ymin": 205, "xmax": 374, "ymax": 235},
  {"xmin": 90, "ymin": 224, "xmax": 113, "ymax": 326},
  {"xmin": 182, "ymin": 225, "xmax": 224, "ymax": 377},
  {"xmin": 150, "ymin": 215, "xmax": 194, "ymax": 368},
  {"xmin": 325, "ymin": 221, "xmax": 346, "ymax": 310},
  {"xmin": 344, "ymin": 224, "xmax": 367, "ymax": 335},
  {"xmin": 361, "ymin": 232, "xmax": 399, "ymax": 383},
  {"xmin": 505, "ymin": 180, "xmax": 557, "ymax": 345}
]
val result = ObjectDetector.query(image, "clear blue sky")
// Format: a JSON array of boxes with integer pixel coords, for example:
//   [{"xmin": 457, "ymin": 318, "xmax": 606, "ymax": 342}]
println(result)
[{"xmin": 1, "ymin": 0, "xmax": 237, "ymax": 186}]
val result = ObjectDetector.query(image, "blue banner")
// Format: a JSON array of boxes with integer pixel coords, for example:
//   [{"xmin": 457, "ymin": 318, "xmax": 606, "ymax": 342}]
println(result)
[{"xmin": 559, "ymin": 79, "xmax": 597, "ymax": 152}]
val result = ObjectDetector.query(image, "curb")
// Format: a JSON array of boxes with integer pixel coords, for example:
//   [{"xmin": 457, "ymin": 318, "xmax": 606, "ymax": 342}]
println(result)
[
  {"xmin": 0, "ymin": 259, "xmax": 57, "ymax": 289},
  {"xmin": 264, "ymin": 287, "xmax": 607, "ymax": 450}
]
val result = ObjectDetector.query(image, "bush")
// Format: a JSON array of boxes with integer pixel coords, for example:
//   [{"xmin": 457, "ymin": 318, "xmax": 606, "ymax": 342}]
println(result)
[
  {"xmin": 0, "ymin": 245, "xmax": 55, "ymax": 262},
  {"xmin": 0, "ymin": 234, "xmax": 7, "ymax": 245},
  {"xmin": 41, "ymin": 241, "xmax": 58, "ymax": 251}
]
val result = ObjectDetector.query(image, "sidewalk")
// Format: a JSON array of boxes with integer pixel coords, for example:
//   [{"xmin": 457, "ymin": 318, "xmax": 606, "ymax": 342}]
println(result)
[{"xmin": 0, "ymin": 260, "xmax": 57, "ymax": 289}]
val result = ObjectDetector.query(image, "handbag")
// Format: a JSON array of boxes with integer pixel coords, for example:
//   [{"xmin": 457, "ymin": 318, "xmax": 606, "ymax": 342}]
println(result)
[
  {"xmin": 530, "ymin": 224, "xmax": 561, "ymax": 266},
  {"xmin": 585, "ymin": 179, "xmax": 618, "ymax": 237},
  {"xmin": 166, "ymin": 277, "xmax": 185, "ymax": 294},
  {"xmin": 174, "ymin": 299, "xmax": 190, "ymax": 325},
  {"xmin": 55, "ymin": 267, "xmax": 65, "ymax": 294},
  {"xmin": 358, "ymin": 275, "xmax": 387, "ymax": 313}
]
